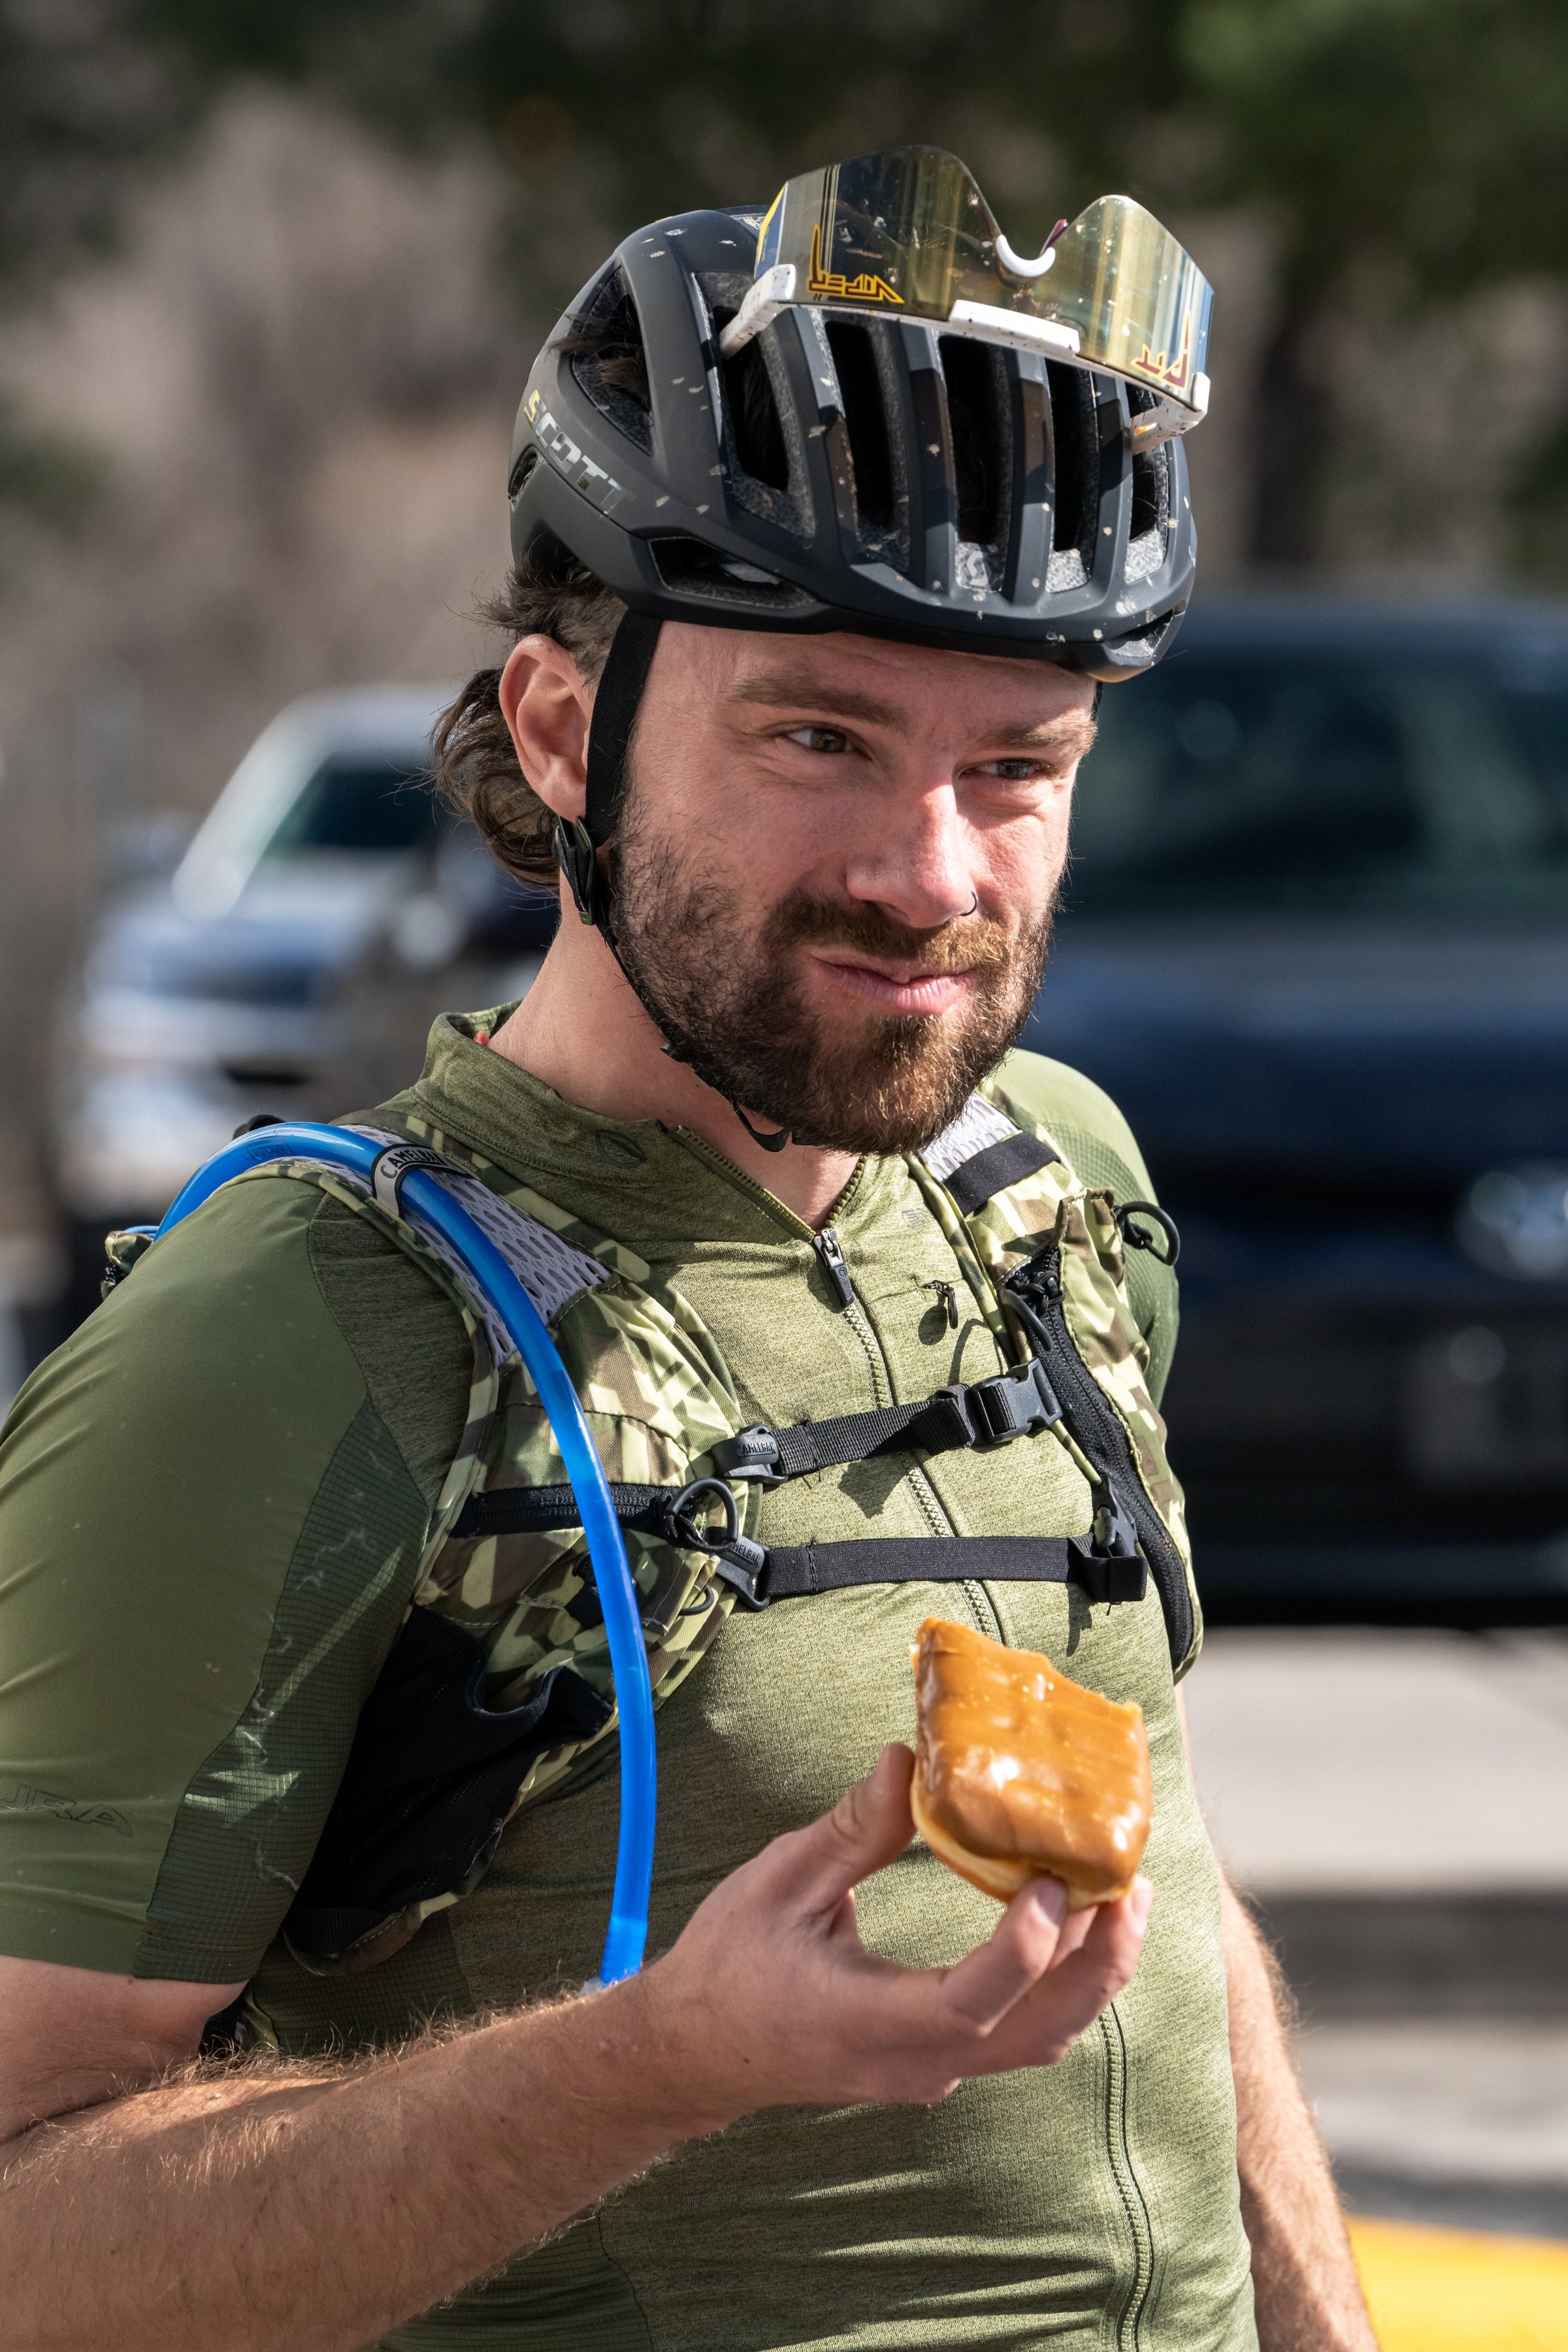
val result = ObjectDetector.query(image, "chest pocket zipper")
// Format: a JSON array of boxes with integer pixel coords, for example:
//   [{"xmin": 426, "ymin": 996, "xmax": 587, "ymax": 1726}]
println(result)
[{"xmin": 812, "ymin": 1226, "xmax": 858, "ymax": 1310}]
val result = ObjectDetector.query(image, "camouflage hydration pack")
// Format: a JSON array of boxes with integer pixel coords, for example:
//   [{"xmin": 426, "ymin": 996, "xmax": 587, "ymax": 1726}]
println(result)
[{"xmin": 165, "ymin": 1087, "xmax": 1196, "ymax": 1976}]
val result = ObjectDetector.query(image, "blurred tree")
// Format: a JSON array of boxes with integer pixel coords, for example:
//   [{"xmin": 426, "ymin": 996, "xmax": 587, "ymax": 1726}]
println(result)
[
  {"xmin": 0, "ymin": 0, "xmax": 191, "ymax": 301},
  {"xmin": 0, "ymin": 396, "xmax": 106, "ymax": 532},
  {"xmin": 8, "ymin": 0, "xmax": 1568, "ymax": 570},
  {"xmin": 0, "ymin": 0, "xmax": 195, "ymax": 541},
  {"xmin": 131, "ymin": 1, "xmax": 1184, "ymax": 255},
  {"xmin": 1185, "ymin": 0, "xmax": 1568, "ymax": 564}
]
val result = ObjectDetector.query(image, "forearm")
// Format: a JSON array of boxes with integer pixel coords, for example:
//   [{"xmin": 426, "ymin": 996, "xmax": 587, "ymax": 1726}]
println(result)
[
  {"xmin": 0, "ymin": 1976, "xmax": 696, "ymax": 2352},
  {"xmin": 0, "ymin": 1748, "xmax": 1152, "ymax": 2352},
  {"xmin": 1221, "ymin": 1878, "xmax": 1374, "ymax": 2352}
]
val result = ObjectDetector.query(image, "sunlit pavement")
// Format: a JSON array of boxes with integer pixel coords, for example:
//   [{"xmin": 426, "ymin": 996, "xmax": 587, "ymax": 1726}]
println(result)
[
  {"xmin": 1183, "ymin": 1628, "xmax": 1568, "ymax": 1898},
  {"xmin": 1184, "ymin": 1628, "xmax": 1568, "ymax": 2346}
]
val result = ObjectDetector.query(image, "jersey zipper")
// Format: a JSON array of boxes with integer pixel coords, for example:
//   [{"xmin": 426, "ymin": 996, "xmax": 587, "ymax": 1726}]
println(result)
[
  {"xmin": 1004, "ymin": 1245, "xmax": 1194, "ymax": 1665},
  {"xmin": 673, "ymin": 1128, "xmax": 985, "ymax": 1604},
  {"xmin": 809, "ymin": 1224, "xmax": 960, "ymax": 1554},
  {"xmin": 671, "ymin": 1126, "xmax": 864, "ymax": 1237},
  {"xmin": 812, "ymin": 1226, "xmax": 858, "ymax": 1309},
  {"xmin": 1101, "ymin": 2002, "xmax": 1157, "ymax": 2349}
]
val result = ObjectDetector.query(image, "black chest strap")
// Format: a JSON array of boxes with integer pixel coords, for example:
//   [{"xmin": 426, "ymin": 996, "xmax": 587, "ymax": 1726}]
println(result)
[
  {"xmin": 451, "ymin": 1483, "xmax": 1143, "ymax": 1610},
  {"xmin": 728, "ymin": 1534, "xmax": 1139, "ymax": 1608},
  {"xmin": 448, "ymin": 1236, "xmax": 1169, "ymax": 1636},
  {"xmin": 709, "ymin": 1355, "xmax": 1064, "ymax": 1483}
]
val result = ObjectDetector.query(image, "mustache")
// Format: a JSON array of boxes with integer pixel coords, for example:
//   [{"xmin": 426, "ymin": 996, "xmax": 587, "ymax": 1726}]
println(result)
[{"xmin": 762, "ymin": 890, "xmax": 1017, "ymax": 976}]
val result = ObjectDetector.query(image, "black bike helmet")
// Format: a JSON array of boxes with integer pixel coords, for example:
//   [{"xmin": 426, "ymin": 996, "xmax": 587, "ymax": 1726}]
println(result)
[
  {"xmin": 504, "ymin": 148, "xmax": 1212, "ymax": 1100},
  {"xmin": 509, "ymin": 149, "xmax": 1208, "ymax": 685}
]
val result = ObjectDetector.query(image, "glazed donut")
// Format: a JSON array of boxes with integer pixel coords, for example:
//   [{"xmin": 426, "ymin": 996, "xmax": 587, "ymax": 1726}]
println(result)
[{"xmin": 910, "ymin": 1617, "xmax": 1152, "ymax": 1911}]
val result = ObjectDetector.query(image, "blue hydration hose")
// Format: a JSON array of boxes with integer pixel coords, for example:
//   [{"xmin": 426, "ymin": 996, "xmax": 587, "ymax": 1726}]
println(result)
[{"xmin": 152, "ymin": 1122, "xmax": 655, "ymax": 1987}]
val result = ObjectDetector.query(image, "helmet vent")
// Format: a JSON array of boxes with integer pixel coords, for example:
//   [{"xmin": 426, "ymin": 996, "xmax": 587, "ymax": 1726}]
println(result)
[
  {"xmin": 825, "ymin": 322, "xmax": 894, "ymax": 532},
  {"xmin": 650, "ymin": 534, "xmax": 815, "ymax": 613},
  {"xmin": 559, "ymin": 268, "xmax": 653, "ymax": 454},
  {"xmin": 1126, "ymin": 389, "xmax": 1171, "ymax": 581},
  {"xmin": 1124, "ymin": 526, "xmax": 1164, "ymax": 583},
  {"xmin": 507, "ymin": 447, "xmax": 539, "ymax": 501},
  {"xmin": 1045, "ymin": 360, "xmax": 1098, "ymax": 568},
  {"xmin": 1130, "ymin": 448, "xmax": 1168, "ymax": 540},
  {"xmin": 938, "ymin": 335, "xmax": 1009, "ymax": 554},
  {"xmin": 717, "ymin": 328, "xmax": 791, "ymax": 491}
]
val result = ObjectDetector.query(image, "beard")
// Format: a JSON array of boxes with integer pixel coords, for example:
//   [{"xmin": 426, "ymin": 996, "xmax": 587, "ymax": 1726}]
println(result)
[{"xmin": 608, "ymin": 796, "xmax": 1056, "ymax": 1156}]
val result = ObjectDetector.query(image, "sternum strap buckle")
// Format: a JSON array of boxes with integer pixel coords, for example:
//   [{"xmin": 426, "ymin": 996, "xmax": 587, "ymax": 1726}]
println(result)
[{"xmin": 966, "ymin": 1359, "xmax": 1064, "ymax": 1447}]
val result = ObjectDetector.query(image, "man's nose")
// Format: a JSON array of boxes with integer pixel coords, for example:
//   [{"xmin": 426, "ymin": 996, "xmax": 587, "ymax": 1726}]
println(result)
[{"xmin": 841, "ymin": 783, "xmax": 977, "ymax": 929}]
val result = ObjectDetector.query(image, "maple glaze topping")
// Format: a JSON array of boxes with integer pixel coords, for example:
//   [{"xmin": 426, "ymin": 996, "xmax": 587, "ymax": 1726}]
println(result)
[{"xmin": 911, "ymin": 1616, "xmax": 1152, "ymax": 1908}]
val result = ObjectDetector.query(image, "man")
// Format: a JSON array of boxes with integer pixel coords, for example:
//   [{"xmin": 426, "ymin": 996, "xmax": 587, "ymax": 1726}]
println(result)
[{"xmin": 0, "ymin": 154, "xmax": 1374, "ymax": 2349}]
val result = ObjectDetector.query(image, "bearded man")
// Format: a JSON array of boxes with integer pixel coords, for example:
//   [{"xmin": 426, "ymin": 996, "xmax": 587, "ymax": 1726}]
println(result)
[{"xmin": 0, "ymin": 153, "xmax": 1374, "ymax": 2351}]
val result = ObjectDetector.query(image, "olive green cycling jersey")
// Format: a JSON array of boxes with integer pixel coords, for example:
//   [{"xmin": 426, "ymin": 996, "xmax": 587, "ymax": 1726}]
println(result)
[{"xmin": 0, "ymin": 1015, "xmax": 1254, "ymax": 2352}]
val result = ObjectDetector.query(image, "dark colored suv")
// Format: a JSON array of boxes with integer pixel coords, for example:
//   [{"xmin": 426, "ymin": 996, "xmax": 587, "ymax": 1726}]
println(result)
[{"xmin": 1027, "ymin": 594, "xmax": 1568, "ymax": 1625}]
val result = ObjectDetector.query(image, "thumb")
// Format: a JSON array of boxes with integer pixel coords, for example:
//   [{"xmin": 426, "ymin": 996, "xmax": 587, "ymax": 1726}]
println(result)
[{"xmin": 766, "ymin": 1744, "xmax": 916, "ymax": 1916}]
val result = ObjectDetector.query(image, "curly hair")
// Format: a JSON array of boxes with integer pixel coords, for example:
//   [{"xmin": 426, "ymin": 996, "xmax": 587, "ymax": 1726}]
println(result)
[
  {"xmin": 431, "ymin": 552, "xmax": 626, "ymax": 889},
  {"xmin": 431, "ymin": 274, "xmax": 660, "ymax": 888}
]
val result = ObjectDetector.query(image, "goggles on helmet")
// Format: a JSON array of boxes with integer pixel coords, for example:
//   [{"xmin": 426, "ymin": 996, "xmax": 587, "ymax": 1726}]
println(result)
[{"xmin": 720, "ymin": 144, "xmax": 1211, "ymax": 451}]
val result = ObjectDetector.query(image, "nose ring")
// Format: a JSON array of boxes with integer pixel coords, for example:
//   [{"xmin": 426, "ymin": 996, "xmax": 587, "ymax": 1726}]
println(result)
[{"xmin": 961, "ymin": 891, "xmax": 979, "ymax": 917}]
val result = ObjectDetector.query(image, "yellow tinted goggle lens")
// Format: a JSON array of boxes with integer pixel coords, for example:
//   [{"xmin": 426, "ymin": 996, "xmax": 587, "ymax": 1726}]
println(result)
[{"xmin": 754, "ymin": 145, "xmax": 1211, "ymax": 414}]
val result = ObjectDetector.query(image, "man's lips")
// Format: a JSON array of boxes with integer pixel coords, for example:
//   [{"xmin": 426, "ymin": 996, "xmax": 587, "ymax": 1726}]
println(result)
[{"xmin": 809, "ymin": 951, "xmax": 978, "ymax": 1017}]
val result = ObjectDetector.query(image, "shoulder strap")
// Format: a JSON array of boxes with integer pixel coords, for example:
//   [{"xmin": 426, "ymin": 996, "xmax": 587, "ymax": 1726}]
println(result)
[
  {"xmin": 923, "ymin": 1092, "xmax": 1060, "ymax": 1212},
  {"xmin": 921, "ymin": 1093, "xmax": 1199, "ymax": 1674},
  {"xmin": 344, "ymin": 1124, "xmax": 611, "ymax": 1341}
]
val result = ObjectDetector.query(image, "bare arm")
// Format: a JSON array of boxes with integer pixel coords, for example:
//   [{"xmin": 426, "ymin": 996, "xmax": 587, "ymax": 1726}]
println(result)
[
  {"xmin": 1222, "ymin": 1880, "xmax": 1375, "ymax": 2351},
  {"xmin": 0, "ymin": 1745, "xmax": 1149, "ymax": 2352},
  {"xmin": 1174, "ymin": 1685, "xmax": 1373, "ymax": 2351}
]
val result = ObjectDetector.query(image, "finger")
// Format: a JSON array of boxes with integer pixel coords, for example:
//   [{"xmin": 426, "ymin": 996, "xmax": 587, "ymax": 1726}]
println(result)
[
  {"xmin": 1044, "ymin": 1877, "xmax": 1153, "ymax": 1971},
  {"xmin": 1049, "ymin": 1879, "xmax": 1153, "ymax": 1994},
  {"xmin": 1046, "ymin": 1901, "xmax": 1096, "ymax": 1965},
  {"xmin": 760, "ymin": 1744, "xmax": 916, "ymax": 1915},
  {"xmin": 934, "ymin": 1874, "xmax": 1069, "ymax": 2034},
  {"xmin": 970, "ymin": 1880, "xmax": 1154, "ymax": 2070}
]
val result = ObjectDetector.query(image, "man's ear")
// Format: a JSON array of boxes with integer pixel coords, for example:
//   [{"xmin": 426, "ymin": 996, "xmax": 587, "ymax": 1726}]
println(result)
[{"xmin": 498, "ymin": 636, "xmax": 594, "ymax": 823}]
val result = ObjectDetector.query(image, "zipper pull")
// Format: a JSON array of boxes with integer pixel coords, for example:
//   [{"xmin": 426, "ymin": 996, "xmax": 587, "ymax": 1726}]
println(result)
[
  {"xmin": 923, "ymin": 1279, "xmax": 960, "ymax": 1330},
  {"xmin": 813, "ymin": 1226, "xmax": 858, "ymax": 1310}
]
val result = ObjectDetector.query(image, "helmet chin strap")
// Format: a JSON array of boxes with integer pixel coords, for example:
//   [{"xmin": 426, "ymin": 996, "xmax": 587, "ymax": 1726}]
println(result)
[
  {"xmin": 552, "ymin": 606, "xmax": 661, "ymax": 944},
  {"xmin": 552, "ymin": 608, "xmax": 792, "ymax": 1153}
]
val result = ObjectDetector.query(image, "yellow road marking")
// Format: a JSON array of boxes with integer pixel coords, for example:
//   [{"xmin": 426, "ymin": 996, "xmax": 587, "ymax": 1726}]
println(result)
[{"xmin": 1349, "ymin": 2216, "xmax": 1568, "ymax": 2351}]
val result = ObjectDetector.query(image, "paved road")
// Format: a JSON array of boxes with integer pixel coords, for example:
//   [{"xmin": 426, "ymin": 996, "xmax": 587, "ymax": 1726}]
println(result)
[
  {"xmin": 1183, "ymin": 1628, "xmax": 1568, "ymax": 2240},
  {"xmin": 1183, "ymin": 1627, "xmax": 1568, "ymax": 1894}
]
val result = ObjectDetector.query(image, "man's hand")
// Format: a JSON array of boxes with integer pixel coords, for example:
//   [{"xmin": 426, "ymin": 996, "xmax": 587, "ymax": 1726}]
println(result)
[
  {"xmin": 0, "ymin": 1744, "xmax": 1148, "ymax": 2352},
  {"xmin": 636, "ymin": 1741, "xmax": 1152, "ymax": 2127}
]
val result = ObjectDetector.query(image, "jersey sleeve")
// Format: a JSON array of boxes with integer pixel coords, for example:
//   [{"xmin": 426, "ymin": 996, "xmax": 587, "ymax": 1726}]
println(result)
[
  {"xmin": 0, "ymin": 1179, "xmax": 468, "ymax": 1984},
  {"xmin": 994, "ymin": 1049, "xmax": 1181, "ymax": 1407}
]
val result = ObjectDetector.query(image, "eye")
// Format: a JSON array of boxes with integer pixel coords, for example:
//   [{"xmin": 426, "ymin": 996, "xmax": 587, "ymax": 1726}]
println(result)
[
  {"xmin": 784, "ymin": 725, "xmax": 853, "ymax": 757},
  {"xmin": 975, "ymin": 757, "xmax": 1058, "ymax": 783}
]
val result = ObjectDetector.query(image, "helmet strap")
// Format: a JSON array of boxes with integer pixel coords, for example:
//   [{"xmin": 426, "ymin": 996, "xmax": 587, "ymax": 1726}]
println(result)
[
  {"xmin": 554, "ymin": 606, "xmax": 664, "ymax": 941},
  {"xmin": 732, "ymin": 1103, "xmax": 792, "ymax": 1154},
  {"xmin": 553, "ymin": 604, "xmax": 794, "ymax": 1154}
]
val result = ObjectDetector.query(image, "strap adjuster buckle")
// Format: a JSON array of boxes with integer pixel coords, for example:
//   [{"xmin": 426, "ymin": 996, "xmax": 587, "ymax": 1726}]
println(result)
[
  {"xmin": 967, "ymin": 1360, "xmax": 1063, "ymax": 1448},
  {"xmin": 553, "ymin": 815, "xmax": 603, "ymax": 928},
  {"xmin": 1068, "ymin": 1478, "xmax": 1148, "ymax": 1604},
  {"xmin": 713, "ymin": 1538, "xmax": 772, "ymax": 1608},
  {"xmin": 1069, "ymin": 1542, "xmax": 1148, "ymax": 1604},
  {"xmin": 711, "ymin": 1424, "xmax": 788, "ymax": 1484},
  {"xmin": 662, "ymin": 1478, "xmax": 773, "ymax": 1609}
]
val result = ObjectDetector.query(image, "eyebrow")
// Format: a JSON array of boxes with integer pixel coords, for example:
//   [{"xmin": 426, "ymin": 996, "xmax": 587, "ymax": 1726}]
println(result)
[
  {"xmin": 727, "ymin": 677, "xmax": 906, "ymax": 727},
  {"xmin": 987, "ymin": 712, "xmax": 1100, "ymax": 759},
  {"xmin": 727, "ymin": 678, "xmax": 1099, "ymax": 758}
]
